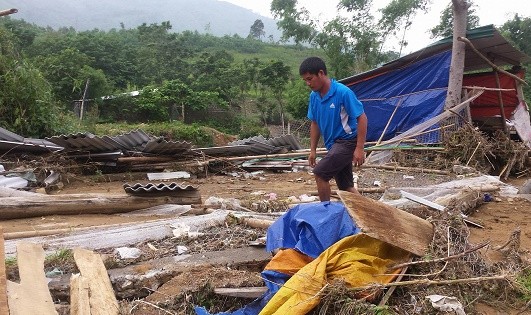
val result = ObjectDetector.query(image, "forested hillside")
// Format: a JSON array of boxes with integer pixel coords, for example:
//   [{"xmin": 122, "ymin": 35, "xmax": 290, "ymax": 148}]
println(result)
[
  {"xmin": 0, "ymin": 16, "xmax": 323, "ymax": 139},
  {"xmin": 2, "ymin": 0, "xmax": 283, "ymax": 40}
]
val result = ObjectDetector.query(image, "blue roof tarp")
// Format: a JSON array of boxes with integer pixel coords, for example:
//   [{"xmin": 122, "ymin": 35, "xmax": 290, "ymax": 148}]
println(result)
[{"xmin": 345, "ymin": 50, "xmax": 452, "ymax": 142}]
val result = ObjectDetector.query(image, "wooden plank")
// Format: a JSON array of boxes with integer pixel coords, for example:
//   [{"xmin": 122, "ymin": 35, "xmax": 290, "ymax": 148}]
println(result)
[
  {"xmin": 6, "ymin": 242, "xmax": 58, "ymax": 315},
  {"xmin": 338, "ymin": 191, "xmax": 434, "ymax": 256},
  {"xmin": 70, "ymin": 273, "xmax": 91, "ymax": 315},
  {"xmin": 73, "ymin": 248, "xmax": 119, "ymax": 315},
  {"xmin": 0, "ymin": 193, "xmax": 201, "ymax": 220},
  {"xmin": 0, "ymin": 227, "xmax": 9, "ymax": 315},
  {"xmin": 214, "ymin": 287, "xmax": 267, "ymax": 298}
]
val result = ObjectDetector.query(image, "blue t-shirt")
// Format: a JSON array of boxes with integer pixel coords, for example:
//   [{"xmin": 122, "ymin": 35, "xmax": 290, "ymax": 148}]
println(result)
[{"xmin": 307, "ymin": 79, "xmax": 364, "ymax": 150}]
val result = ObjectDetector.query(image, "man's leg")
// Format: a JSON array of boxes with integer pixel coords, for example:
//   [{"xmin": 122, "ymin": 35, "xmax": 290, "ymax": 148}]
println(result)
[
  {"xmin": 315, "ymin": 174, "xmax": 332, "ymax": 201},
  {"xmin": 313, "ymin": 139, "xmax": 357, "ymax": 202}
]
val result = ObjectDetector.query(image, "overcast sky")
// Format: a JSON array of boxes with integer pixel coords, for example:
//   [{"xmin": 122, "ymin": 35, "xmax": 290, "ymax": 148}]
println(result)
[{"xmin": 220, "ymin": 0, "xmax": 527, "ymax": 54}]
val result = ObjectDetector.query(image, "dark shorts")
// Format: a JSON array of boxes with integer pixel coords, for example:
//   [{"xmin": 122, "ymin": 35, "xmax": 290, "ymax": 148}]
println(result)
[{"xmin": 313, "ymin": 138, "xmax": 357, "ymax": 190}]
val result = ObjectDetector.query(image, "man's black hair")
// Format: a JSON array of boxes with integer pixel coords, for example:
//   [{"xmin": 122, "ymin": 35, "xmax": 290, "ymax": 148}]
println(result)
[{"xmin": 299, "ymin": 57, "xmax": 327, "ymax": 76}]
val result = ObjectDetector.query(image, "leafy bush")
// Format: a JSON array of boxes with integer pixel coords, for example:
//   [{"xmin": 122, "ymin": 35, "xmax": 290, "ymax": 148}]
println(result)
[{"xmin": 239, "ymin": 118, "xmax": 270, "ymax": 139}]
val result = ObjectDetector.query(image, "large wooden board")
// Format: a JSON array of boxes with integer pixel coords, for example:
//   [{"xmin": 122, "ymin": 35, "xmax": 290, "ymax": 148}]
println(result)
[
  {"xmin": 73, "ymin": 248, "xmax": 119, "ymax": 315},
  {"xmin": 0, "ymin": 227, "xmax": 8, "ymax": 315},
  {"xmin": 6, "ymin": 242, "xmax": 57, "ymax": 315},
  {"xmin": 338, "ymin": 191, "xmax": 434, "ymax": 256},
  {"xmin": 0, "ymin": 193, "xmax": 201, "ymax": 220}
]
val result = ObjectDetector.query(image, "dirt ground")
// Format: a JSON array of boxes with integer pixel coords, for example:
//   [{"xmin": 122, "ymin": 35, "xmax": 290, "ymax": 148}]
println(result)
[
  {"xmin": 2, "ymin": 167, "xmax": 531, "ymax": 314},
  {"xmin": 4, "ymin": 169, "xmax": 530, "ymax": 254}
]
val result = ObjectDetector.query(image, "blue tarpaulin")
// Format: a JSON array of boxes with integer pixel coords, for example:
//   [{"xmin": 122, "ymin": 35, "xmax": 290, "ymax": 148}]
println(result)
[
  {"xmin": 347, "ymin": 50, "xmax": 452, "ymax": 142},
  {"xmin": 265, "ymin": 201, "xmax": 360, "ymax": 258}
]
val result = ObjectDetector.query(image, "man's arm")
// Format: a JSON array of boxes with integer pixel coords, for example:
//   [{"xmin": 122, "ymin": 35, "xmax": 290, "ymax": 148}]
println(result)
[
  {"xmin": 309, "ymin": 120, "xmax": 320, "ymax": 167},
  {"xmin": 353, "ymin": 113, "xmax": 367, "ymax": 167}
]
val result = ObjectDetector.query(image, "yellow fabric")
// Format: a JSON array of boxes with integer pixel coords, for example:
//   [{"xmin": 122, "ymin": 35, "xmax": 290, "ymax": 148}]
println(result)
[
  {"xmin": 259, "ymin": 234, "xmax": 410, "ymax": 315},
  {"xmin": 264, "ymin": 249, "xmax": 313, "ymax": 276}
]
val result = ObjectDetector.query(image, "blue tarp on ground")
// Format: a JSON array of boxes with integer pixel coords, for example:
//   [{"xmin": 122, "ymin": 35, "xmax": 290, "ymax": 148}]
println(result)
[
  {"xmin": 195, "ymin": 201, "xmax": 360, "ymax": 315},
  {"xmin": 347, "ymin": 50, "xmax": 452, "ymax": 142},
  {"xmin": 265, "ymin": 201, "xmax": 360, "ymax": 258}
]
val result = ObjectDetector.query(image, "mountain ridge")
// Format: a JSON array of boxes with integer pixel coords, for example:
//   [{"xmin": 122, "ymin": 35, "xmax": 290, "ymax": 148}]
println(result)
[{"xmin": 2, "ymin": 0, "xmax": 283, "ymax": 40}]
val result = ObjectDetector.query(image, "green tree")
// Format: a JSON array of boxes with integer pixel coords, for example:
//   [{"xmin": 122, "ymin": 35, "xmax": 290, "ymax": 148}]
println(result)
[
  {"xmin": 285, "ymin": 79, "xmax": 310, "ymax": 119},
  {"xmin": 249, "ymin": 19, "xmax": 265, "ymax": 40},
  {"xmin": 430, "ymin": 1, "xmax": 479, "ymax": 39},
  {"xmin": 500, "ymin": 14, "xmax": 531, "ymax": 103},
  {"xmin": 258, "ymin": 60, "xmax": 291, "ymax": 130},
  {"xmin": 32, "ymin": 47, "xmax": 110, "ymax": 103},
  {"xmin": 0, "ymin": 28, "xmax": 64, "ymax": 137},
  {"xmin": 271, "ymin": 0, "xmax": 431, "ymax": 77}
]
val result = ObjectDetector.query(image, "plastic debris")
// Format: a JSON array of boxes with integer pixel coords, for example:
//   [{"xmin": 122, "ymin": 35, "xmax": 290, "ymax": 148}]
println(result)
[
  {"xmin": 177, "ymin": 245, "xmax": 189, "ymax": 255},
  {"xmin": 115, "ymin": 247, "xmax": 142, "ymax": 259},
  {"xmin": 426, "ymin": 295, "xmax": 465, "ymax": 315}
]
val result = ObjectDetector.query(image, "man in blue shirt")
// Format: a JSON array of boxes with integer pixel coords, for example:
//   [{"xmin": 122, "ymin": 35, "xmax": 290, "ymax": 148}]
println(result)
[{"xmin": 300, "ymin": 57, "xmax": 368, "ymax": 201}]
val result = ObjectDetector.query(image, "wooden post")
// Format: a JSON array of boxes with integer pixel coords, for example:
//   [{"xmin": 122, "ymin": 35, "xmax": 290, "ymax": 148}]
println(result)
[
  {"xmin": 0, "ymin": 227, "xmax": 9, "ymax": 315},
  {"xmin": 494, "ymin": 70, "xmax": 509, "ymax": 135},
  {"xmin": 79, "ymin": 79, "xmax": 90, "ymax": 120}
]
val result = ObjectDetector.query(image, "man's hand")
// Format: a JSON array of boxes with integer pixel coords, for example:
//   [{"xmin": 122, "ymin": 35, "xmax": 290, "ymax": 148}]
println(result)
[
  {"xmin": 308, "ymin": 151, "xmax": 317, "ymax": 167},
  {"xmin": 353, "ymin": 147, "xmax": 365, "ymax": 167}
]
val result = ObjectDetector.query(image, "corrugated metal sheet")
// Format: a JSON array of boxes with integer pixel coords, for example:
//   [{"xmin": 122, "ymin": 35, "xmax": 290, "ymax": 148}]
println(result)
[
  {"xmin": 0, "ymin": 128, "xmax": 63, "ymax": 153},
  {"xmin": 229, "ymin": 135, "xmax": 268, "ymax": 146},
  {"xmin": 194, "ymin": 134, "xmax": 302, "ymax": 157},
  {"xmin": 46, "ymin": 130, "xmax": 193, "ymax": 157},
  {"xmin": 228, "ymin": 135, "xmax": 280, "ymax": 155},
  {"xmin": 112, "ymin": 129, "xmax": 153, "ymax": 149},
  {"xmin": 0, "ymin": 127, "xmax": 24, "ymax": 142},
  {"xmin": 266, "ymin": 134, "xmax": 303, "ymax": 151},
  {"xmin": 141, "ymin": 138, "xmax": 193, "ymax": 156},
  {"xmin": 46, "ymin": 132, "xmax": 124, "ymax": 152},
  {"xmin": 0, "ymin": 140, "xmax": 63, "ymax": 153},
  {"xmin": 123, "ymin": 182, "xmax": 198, "ymax": 196}
]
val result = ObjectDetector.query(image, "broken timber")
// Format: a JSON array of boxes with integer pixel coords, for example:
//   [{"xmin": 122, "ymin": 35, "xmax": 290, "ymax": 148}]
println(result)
[
  {"xmin": 0, "ymin": 192, "xmax": 201, "ymax": 220},
  {"xmin": 72, "ymin": 248, "xmax": 119, "ymax": 315},
  {"xmin": 338, "ymin": 191, "xmax": 434, "ymax": 256},
  {"xmin": 6, "ymin": 242, "xmax": 57, "ymax": 315}
]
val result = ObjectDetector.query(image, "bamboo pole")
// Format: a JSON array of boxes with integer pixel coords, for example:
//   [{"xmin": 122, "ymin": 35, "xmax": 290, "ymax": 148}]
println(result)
[
  {"xmin": 376, "ymin": 98, "xmax": 403, "ymax": 145},
  {"xmin": 457, "ymin": 37, "xmax": 527, "ymax": 85}
]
